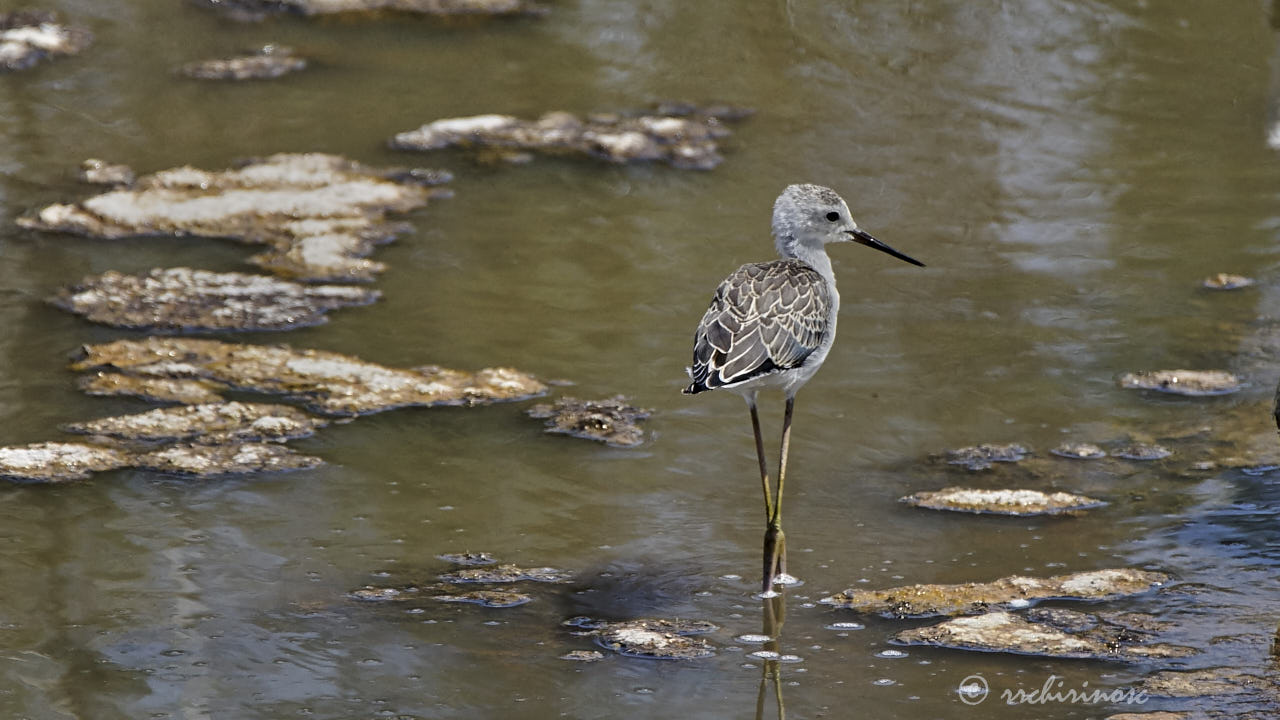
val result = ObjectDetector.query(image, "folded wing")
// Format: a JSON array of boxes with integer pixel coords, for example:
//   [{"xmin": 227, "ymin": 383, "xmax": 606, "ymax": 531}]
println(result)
[{"xmin": 684, "ymin": 260, "xmax": 830, "ymax": 394}]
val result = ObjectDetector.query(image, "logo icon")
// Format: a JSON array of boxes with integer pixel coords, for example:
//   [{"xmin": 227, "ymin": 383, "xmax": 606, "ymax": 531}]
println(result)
[{"xmin": 958, "ymin": 674, "xmax": 989, "ymax": 705}]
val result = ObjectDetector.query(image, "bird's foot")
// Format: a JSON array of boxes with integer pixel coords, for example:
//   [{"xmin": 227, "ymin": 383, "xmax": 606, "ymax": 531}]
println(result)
[{"xmin": 772, "ymin": 572, "xmax": 802, "ymax": 587}]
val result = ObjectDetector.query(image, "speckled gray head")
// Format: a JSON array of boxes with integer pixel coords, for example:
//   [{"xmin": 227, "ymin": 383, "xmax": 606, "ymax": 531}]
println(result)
[{"xmin": 771, "ymin": 183, "xmax": 924, "ymax": 267}]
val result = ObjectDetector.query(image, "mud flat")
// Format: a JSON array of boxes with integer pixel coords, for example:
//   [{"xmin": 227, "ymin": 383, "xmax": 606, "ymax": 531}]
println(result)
[
  {"xmin": 820, "ymin": 569, "xmax": 1170, "ymax": 618},
  {"xmin": 70, "ymin": 337, "xmax": 546, "ymax": 416},
  {"xmin": 900, "ymin": 487, "xmax": 1105, "ymax": 516},
  {"xmin": 51, "ymin": 268, "xmax": 378, "ymax": 332},
  {"xmin": 19, "ymin": 153, "xmax": 451, "ymax": 283},
  {"xmin": 391, "ymin": 105, "xmax": 751, "ymax": 170}
]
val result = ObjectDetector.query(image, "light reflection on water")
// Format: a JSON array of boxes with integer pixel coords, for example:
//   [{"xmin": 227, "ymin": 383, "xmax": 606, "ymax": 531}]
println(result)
[{"xmin": 1, "ymin": 0, "xmax": 1280, "ymax": 717}]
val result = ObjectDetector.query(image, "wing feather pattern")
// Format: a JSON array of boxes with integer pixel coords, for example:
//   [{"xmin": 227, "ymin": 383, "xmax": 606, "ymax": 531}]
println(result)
[{"xmin": 683, "ymin": 260, "xmax": 831, "ymax": 394}]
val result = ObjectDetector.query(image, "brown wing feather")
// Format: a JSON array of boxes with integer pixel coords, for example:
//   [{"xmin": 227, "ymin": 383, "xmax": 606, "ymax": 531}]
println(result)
[{"xmin": 684, "ymin": 259, "xmax": 830, "ymax": 394}]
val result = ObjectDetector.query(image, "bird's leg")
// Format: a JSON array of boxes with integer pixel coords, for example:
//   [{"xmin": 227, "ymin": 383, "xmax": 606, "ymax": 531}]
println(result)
[
  {"xmin": 769, "ymin": 396, "xmax": 796, "ymax": 583},
  {"xmin": 749, "ymin": 394, "xmax": 783, "ymax": 594},
  {"xmin": 748, "ymin": 394, "xmax": 774, "ymax": 522}
]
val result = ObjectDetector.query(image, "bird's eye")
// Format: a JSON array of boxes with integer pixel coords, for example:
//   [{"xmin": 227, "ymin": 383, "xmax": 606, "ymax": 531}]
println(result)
[{"xmin": 825, "ymin": 211, "xmax": 840, "ymax": 222}]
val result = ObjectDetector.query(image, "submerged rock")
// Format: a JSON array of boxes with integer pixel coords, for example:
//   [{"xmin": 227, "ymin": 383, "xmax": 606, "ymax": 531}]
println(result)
[
  {"xmin": 893, "ymin": 610, "xmax": 1196, "ymax": 662},
  {"xmin": 819, "ymin": 568, "xmax": 1170, "ymax": 618},
  {"xmin": 1119, "ymin": 370, "xmax": 1242, "ymax": 397},
  {"xmin": 63, "ymin": 401, "xmax": 326, "ymax": 444},
  {"xmin": 431, "ymin": 589, "xmax": 531, "ymax": 607},
  {"xmin": 438, "ymin": 564, "xmax": 571, "ymax": 584},
  {"xmin": 0, "ymin": 439, "xmax": 320, "ymax": 482},
  {"xmin": 79, "ymin": 159, "xmax": 135, "ymax": 187},
  {"xmin": 900, "ymin": 487, "xmax": 1105, "ymax": 516},
  {"xmin": 348, "ymin": 585, "xmax": 420, "ymax": 602},
  {"xmin": 391, "ymin": 106, "xmax": 751, "ymax": 170},
  {"xmin": 132, "ymin": 442, "xmax": 321, "ymax": 476},
  {"xmin": 560, "ymin": 650, "xmax": 606, "ymax": 662},
  {"xmin": 526, "ymin": 395, "xmax": 651, "ymax": 448},
  {"xmin": 1050, "ymin": 442, "xmax": 1107, "ymax": 460},
  {"xmin": 178, "ymin": 45, "xmax": 306, "ymax": 80},
  {"xmin": 19, "ymin": 153, "xmax": 450, "ymax": 283},
  {"xmin": 70, "ymin": 337, "xmax": 547, "ymax": 416},
  {"xmin": 199, "ymin": 0, "xmax": 548, "ymax": 20},
  {"xmin": 0, "ymin": 441, "xmax": 127, "ymax": 482},
  {"xmin": 1138, "ymin": 668, "xmax": 1278, "ymax": 698},
  {"xmin": 0, "ymin": 10, "xmax": 92, "ymax": 72},
  {"xmin": 945, "ymin": 443, "xmax": 1030, "ymax": 470},
  {"xmin": 1202, "ymin": 273, "xmax": 1254, "ymax": 290},
  {"xmin": 564, "ymin": 617, "xmax": 717, "ymax": 660},
  {"xmin": 437, "ymin": 552, "xmax": 497, "ymax": 566},
  {"xmin": 1112, "ymin": 443, "xmax": 1173, "ymax": 461},
  {"xmin": 51, "ymin": 268, "xmax": 378, "ymax": 332}
]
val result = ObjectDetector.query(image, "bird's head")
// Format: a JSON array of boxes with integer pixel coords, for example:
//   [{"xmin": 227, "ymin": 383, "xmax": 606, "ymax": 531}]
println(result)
[{"xmin": 772, "ymin": 183, "xmax": 924, "ymax": 267}]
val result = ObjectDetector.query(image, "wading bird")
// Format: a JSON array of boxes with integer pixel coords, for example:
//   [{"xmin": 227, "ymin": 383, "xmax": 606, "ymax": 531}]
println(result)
[{"xmin": 683, "ymin": 184, "xmax": 924, "ymax": 594}]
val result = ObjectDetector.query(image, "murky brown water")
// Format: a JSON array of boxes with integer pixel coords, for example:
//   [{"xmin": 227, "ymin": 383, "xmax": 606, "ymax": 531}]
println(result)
[{"xmin": 4, "ymin": 0, "xmax": 1280, "ymax": 717}]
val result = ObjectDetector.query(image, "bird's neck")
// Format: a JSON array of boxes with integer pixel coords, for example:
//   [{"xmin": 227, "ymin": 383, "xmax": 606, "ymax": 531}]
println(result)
[{"xmin": 779, "ymin": 237, "xmax": 837, "ymax": 286}]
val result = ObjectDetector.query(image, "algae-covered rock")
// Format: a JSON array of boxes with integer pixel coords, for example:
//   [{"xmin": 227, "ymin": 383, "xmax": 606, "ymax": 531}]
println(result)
[
  {"xmin": 438, "ymin": 564, "xmax": 570, "ymax": 584},
  {"xmin": 391, "ymin": 106, "xmax": 750, "ymax": 170},
  {"xmin": 431, "ymin": 589, "xmax": 532, "ymax": 607},
  {"xmin": 199, "ymin": 0, "xmax": 548, "ymax": 21},
  {"xmin": 0, "ymin": 441, "xmax": 127, "ymax": 482},
  {"xmin": 945, "ymin": 443, "xmax": 1030, "ymax": 470},
  {"xmin": 1050, "ymin": 442, "xmax": 1107, "ymax": 460},
  {"xmin": 19, "ymin": 153, "xmax": 450, "ymax": 283},
  {"xmin": 0, "ymin": 10, "xmax": 92, "ymax": 72},
  {"xmin": 526, "ymin": 395, "xmax": 651, "ymax": 447},
  {"xmin": 77, "ymin": 372, "xmax": 230, "ymax": 404},
  {"xmin": 71, "ymin": 337, "xmax": 546, "ymax": 416},
  {"xmin": 63, "ymin": 401, "xmax": 326, "ymax": 444},
  {"xmin": 820, "ymin": 568, "xmax": 1170, "ymax": 618},
  {"xmin": 178, "ymin": 45, "xmax": 306, "ymax": 80},
  {"xmin": 1119, "ymin": 370, "xmax": 1242, "ymax": 397},
  {"xmin": 0, "ymin": 438, "xmax": 320, "ymax": 482},
  {"xmin": 51, "ymin": 268, "xmax": 378, "ymax": 332},
  {"xmin": 893, "ymin": 611, "xmax": 1196, "ymax": 662},
  {"xmin": 563, "ymin": 617, "xmax": 717, "ymax": 660},
  {"xmin": 900, "ymin": 487, "xmax": 1105, "ymax": 516},
  {"xmin": 132, "ymin": 442, "xmax": 321, "ymax": 476}
]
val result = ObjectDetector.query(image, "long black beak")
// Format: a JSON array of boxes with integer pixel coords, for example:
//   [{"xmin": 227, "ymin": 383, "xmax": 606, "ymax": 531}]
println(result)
[{"xmin": 847, "ymin": 228, "xmax": 925, "ymax": 267}]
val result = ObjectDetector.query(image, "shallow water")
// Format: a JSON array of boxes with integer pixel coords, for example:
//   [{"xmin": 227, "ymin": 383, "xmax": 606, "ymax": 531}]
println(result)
[{"xmin": 3, "ymin": 0, "xmax": 1280, "ymax": 717}]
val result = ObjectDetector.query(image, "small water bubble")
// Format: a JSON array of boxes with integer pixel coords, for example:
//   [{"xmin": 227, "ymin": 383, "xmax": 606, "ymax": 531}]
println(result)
[
  {"xmin": 872, "ymin": 678, "xmax": 896, "ymax": 686},
  {"xmin": 875, "ymin": 649, "xmax": 908, "ymax": 659},
  {"xmin": 634, "ymin": 687, "xmax": 654, "ymax": 695},
  {"xmin": 438, "ymin": 505, "xmax": 454, "ymax": 511},
  {"xmin": 406, "ymin": 608, "xmax": 424, "ymax": 615},
  {"xmin": 734, "ymin": 634, "xmax": 771, "ymax": 644},
  {"xmin": 741, "ymin": 663, "xmax": 758, "ymax": 669},
  {"xmin": 799, "ymin": 602, "xmax": 815, "ymax": 608},
  {"xmin": 483, "ymin": 621, "xmax": 501, "ymax": 626},
  {"xmin": 777, "ymin": 654, "xmax": 803, "ymax": 663},
  {"xmin": 825, "ymin": 622, "xmax": 864, "ymax": 631},
  {"xmin": 748, "ymin": 650, "xmax": 780, "ymax": 660},
  {"xmin": 720, "ymin": 574, "xmax": 742, "ymax": 580}
]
